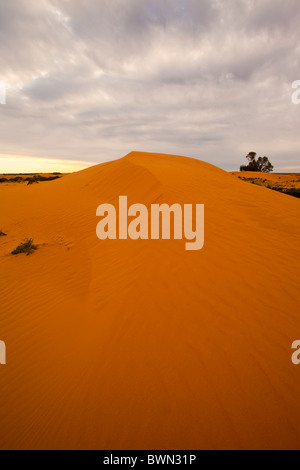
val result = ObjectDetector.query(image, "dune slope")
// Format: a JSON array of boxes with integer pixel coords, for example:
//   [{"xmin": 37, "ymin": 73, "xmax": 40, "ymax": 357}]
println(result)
[{"xmin": 0, "ymin": 151, "xmax": 300, "ymax": 450}]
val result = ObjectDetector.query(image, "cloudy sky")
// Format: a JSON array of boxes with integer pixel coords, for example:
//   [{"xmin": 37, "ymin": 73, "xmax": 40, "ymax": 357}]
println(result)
[{"xmin": 0, "ymin": 0, "xmax": 299, "ymax": 172}]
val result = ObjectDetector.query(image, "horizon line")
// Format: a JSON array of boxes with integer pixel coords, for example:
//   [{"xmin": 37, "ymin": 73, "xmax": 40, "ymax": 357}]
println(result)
[{"xmin": 1, "ymin": 153, "xmax": 300, "ymax": 174}]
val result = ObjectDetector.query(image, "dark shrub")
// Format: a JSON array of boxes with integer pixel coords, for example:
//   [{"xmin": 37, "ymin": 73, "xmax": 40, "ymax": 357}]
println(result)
[
  {"xmin": 11, "ymin": 238, "xmax": 38, "ymax": 256},
  {"xmin": 27, "ymin": 176, "xmax": 39, "ymax": 185},
  {"xmin": 283, "ymin": 188, "xmax": 300, "ymax": 198}
]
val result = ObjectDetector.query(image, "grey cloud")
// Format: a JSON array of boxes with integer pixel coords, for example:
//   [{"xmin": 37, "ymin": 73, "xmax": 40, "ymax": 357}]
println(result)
[
  {"xmin": 0, "ymin": 0, "xmax": 299, "ymax": 171},
  {"xmin": 246, "ymin": 0, "xmax": 300, "ymax": 33}
]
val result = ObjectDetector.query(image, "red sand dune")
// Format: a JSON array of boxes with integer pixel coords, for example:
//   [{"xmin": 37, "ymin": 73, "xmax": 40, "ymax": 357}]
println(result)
[{"xmin": 0, "ymin": 151, "xmax": 299, "ymax": 450}]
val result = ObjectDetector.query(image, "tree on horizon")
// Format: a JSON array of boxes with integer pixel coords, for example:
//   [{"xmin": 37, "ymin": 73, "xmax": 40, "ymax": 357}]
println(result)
[{"xmin": 240, "ymin": 152, "xmax": 274, "ymax": 173}]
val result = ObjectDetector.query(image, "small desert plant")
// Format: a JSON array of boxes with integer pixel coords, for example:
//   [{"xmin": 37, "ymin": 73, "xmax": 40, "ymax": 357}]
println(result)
[
  {"xmin": 0, "ymin": 230, "xmax": 7, "ymax": 236},
  {"xmin": 27, "ymin": 175, "xmax": 60, "ymax": 185},
  {"xmin": 11, "ymin": 238, "xmax": 38, "ymax": 256},
  {"xmin": 27, "ymin": 175, "xmax": 39, "ymax": 185}
]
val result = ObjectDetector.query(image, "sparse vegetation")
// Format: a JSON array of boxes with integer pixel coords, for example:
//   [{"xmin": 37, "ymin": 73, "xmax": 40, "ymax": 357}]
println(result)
[
  {"xmin": 0, "ymin": 176, "xmax": 23, "ymax": 183},
  {"xmin": 11, "ymin": 238, "xmax": 38, "ymax": 256},
  {"xmin": 238, "ymin": 176, "xmax": 300, "ymax": 198},
  {"xmin": 0, "ymin": 175, "xmax": 61, "ymax": 184},
  {"xmin": 27, "ymin": 175, "xmax": 39, "ymax": 185},
  {"xmin": 282, "ymin": 187, "xmax": 300, "ymax": 198},
  {"xmin": 26, "ymin": 175, "xmax": 61, "ymax": 185},
  {"xmin": 240, "ymin": 152, "xmax": 274, "ymax": 173}
]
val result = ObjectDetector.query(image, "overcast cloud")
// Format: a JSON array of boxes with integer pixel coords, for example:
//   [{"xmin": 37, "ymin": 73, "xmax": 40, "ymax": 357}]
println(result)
[{"xmin": 0, "ymin": 0, "xmax": 299, "ymax": 170}]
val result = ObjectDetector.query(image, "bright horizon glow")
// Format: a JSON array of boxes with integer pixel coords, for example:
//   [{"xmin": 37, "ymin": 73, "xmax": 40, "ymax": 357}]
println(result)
[{"xmin": 0, "ymin": 154, "xmax": 97, "ymax": 173}]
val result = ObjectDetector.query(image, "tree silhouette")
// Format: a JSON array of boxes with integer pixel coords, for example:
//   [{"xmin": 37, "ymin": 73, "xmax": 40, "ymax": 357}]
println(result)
[{"xmin": 240, "ymin": 152, "xmax": 274, "ymax": 173}]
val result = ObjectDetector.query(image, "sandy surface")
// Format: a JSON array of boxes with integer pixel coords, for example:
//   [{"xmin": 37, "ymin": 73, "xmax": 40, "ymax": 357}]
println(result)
[{"xmin": 0, "ymin": 151, "xmax": 300, "ymax": 449}]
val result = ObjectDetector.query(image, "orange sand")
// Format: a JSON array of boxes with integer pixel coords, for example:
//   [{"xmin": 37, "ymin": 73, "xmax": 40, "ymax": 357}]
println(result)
[{"xmin": 0, "ymin": 152, "xmax": 300, "ymax": 450}]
